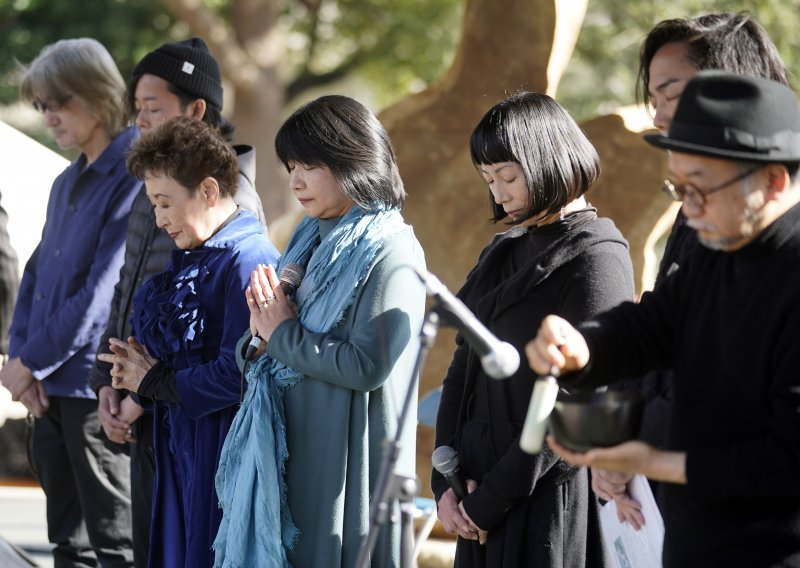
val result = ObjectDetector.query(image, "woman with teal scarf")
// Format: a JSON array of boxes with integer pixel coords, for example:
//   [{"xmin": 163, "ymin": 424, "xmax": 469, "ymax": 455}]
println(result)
[{"xmin": 214, "ymin": 95, "xmax": 426, "ymax": 567}]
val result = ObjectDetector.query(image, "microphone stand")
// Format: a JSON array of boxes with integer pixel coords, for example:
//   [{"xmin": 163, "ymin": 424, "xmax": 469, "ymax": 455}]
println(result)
[{"xmin": 355, "ymin": 308, "xmax": 441, "ymax": 568}]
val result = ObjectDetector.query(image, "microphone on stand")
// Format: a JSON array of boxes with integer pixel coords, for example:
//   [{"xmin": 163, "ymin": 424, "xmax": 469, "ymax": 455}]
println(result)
[
  {"xmin": 245, "ymin": 263, "xmax": 306, "ymax": 361},
  {"xmin": 432, "ymin": 445, "xmax": 468, "ymax": 501},
  {"xmin": 416, "ymin": 269, "xmax": 520, "ymax": 379}
]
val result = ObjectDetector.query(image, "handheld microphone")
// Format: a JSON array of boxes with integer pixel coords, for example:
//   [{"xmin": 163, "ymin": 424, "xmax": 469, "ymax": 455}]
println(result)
[
  {"xmin": 519, "ymin": 370, "xmax": 560, "ymax": 454},
  {"xmin": 279, "ymin": 263, "xmax": 305, "ymax": 297},
  {"xmin": 432, "ymin": 445, "xmax": 468, "ymax": 501},
  {"xmin": 245, "ymin": 264, "xmax": 306, "ymax": 361},
  {"xmin": 416, "ymin": 269, "xmax": 520, "ymax": 379}
]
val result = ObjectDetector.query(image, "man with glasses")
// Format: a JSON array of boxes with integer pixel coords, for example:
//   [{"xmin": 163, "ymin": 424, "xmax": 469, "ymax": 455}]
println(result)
[{"xmin": 526, "ymin": 71, "xmax": 800, "ymax": 567}]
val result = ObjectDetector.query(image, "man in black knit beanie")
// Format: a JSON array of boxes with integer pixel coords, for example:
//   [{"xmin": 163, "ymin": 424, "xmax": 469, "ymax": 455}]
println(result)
[
  {"xmin": 89, "ymin": 37, "xmax": 270, "ymax": 568},
  {"xmin": 527, "ymin": 71, "xmax": 800, "ymax": 567}
]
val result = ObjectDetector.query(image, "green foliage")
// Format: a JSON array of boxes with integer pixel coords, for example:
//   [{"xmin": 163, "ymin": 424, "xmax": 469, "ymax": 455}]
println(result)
[
  {"xmin": 1, "ymin": 0, "xmax": 461, "ymax": 110},
  {"xmin": 282, "ymin": 0, "xmax": 463, "ymax": 104},
  {"xmin": 559, "ymin": 0, "xmax": 800, "ymax": 121},
  {"xmin": 0, "ymin": 0, "xmax": 179, "ymax": 104}
]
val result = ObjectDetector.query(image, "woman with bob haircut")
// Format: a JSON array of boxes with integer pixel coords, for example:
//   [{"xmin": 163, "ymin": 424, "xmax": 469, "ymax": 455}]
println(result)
[
  {"xmin": 214, "ymin": 95, "xmax": 426, "ymax": 567},
  {"xmin": 431, "ymin": 91, "xmax": 634, "ymax": 567},
  {"xmin": 4, "ymin": 37, "xmax": 140, "ymax": 566},
  {"xmin": 99, "ymin": 116, "xmax": 278, "ymax": 567}
]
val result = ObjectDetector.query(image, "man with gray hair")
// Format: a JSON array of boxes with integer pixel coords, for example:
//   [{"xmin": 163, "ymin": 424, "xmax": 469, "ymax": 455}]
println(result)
[
  {"xmin": 1, "ymin": 38, "xmax": 139, "ymax": 566},
  {"xmin": 527, "ymin": 71, "xmax": 800, "ymax": 567}
]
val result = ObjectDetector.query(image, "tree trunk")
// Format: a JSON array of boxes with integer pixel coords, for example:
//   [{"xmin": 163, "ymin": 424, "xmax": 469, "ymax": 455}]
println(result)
[{"xmin": 160, "ymin": 0, "xmax": 292, "ymax": 225}]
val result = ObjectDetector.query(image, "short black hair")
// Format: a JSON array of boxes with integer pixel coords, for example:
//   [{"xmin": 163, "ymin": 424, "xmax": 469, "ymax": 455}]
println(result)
[
  {"xmin": 470, "ymin": 91, "xmax": 600, "ymax": 224},
  {"xmin": 638, "ymin": 12, "xmax": 789, "ymax": 109},
  {"xmin": 275, "ymin": 95, "xmax": 406, "ymax": 211},
  {"xmin": 127, "ymin": 116, "xmax": 238, "ymax": 197}
]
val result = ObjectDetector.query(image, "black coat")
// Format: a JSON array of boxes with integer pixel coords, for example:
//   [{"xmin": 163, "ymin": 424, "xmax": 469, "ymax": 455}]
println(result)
[
  {"xmin": 569, "ymin": 202, "xmax": 800, "ymax": 568},
  {"xmin": 433, "ymin": 210, "xmax": 634, "ymax": 568}
]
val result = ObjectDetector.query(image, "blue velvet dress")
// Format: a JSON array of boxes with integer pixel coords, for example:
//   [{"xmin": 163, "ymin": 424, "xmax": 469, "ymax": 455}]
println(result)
[{"xmin": 130, "ymin": 211, "xmax": 279, "ymax": 567}]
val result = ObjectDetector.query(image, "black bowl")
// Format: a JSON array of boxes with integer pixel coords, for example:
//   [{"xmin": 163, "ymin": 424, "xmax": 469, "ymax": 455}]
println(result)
[{"xmin": 548, "ymin": 390, "xmax": 643, "ymax": 452}]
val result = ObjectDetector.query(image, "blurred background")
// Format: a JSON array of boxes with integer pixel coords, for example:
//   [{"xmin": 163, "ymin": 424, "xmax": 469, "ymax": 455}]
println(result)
[{"xmin": 2, "ymin": 0, "xmax": 800, "ymax": 563}]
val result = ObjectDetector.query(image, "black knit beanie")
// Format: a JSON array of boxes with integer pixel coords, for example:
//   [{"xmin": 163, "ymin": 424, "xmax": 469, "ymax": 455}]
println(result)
[{"xmin": 131, "ymin": 37, "xmax": 223, "ymax": 110}]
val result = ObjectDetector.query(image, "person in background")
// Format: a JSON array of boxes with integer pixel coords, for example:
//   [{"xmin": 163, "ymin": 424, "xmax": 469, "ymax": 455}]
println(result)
[
  {"xmin": 0, "ymin": 191, "xmax": 19, "ymax": 367},
  {"xmin": 595, "ymin": 12, "xmax": 790, "ymax": 529},
  {"xmin": 527, "ymin": 71, "xmax": 800, "ymax": 568},
  {"xmin": 1, "ymin": 38, "xmax": 140, "ymax": 566},
  {"xmin": 214, "ymin": 95, "xmax": 426, "ymax": 567},
  {"xmin": 98, "ymin": 116, "xmax": 278, "ymax": 567},
  {"xmin": 432, "ymin": 91, "xmax": 633, "ymax": 567},
  {"xmin": 88, "ymin": 37, "xmax": 267, "ymax": 568}
]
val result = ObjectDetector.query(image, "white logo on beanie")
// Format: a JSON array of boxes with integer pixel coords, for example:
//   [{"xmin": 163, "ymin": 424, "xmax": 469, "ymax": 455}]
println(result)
[{"xmin": 182, "ymin": 61, "xmax": 195, "ymax": 75}]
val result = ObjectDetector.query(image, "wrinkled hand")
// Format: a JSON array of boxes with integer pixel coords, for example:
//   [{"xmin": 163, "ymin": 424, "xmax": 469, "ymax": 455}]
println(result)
[
  {"xmin": 97, "ymin": 336, "xmax": 158, "ymax": 394},
  {"xmin": 19, "ymin": 381, "xmax": 49, "ymax": 418},
  {"xmin": 97, "ymin": 386, "xmax": 137, "ymax": 444},
  {"xmin": 592, "ymin": 467, "xmax": 644, "ymax": 530},
  {"xmin": 436, "ymin": 487, "xmax": 478, "ymax": 541},
  {"xmin": 525, "ymin": 315, "xmax": 589, "ymax": 376},
  {"xmin": 458, "ymin": 480, "xmax": 489, "ymax": 545},
  {"xmin": 246, "ymin": 264, "xmax": 297, "ymax": 343},
  {"xmin": 0, "ymin": 357, "xmax": 35, "ymax": 400}
]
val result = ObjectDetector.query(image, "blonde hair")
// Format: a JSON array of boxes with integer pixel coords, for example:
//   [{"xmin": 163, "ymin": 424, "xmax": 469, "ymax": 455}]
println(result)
[{"xmin": 19, "ymin": 38, "xmax": 127, "ymax": 137}]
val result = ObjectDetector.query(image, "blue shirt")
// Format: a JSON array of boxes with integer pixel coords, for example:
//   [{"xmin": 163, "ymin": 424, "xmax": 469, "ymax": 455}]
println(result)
[{"xmin": 9, "ymin": 127, "xmax": 141, "ymax": 398}]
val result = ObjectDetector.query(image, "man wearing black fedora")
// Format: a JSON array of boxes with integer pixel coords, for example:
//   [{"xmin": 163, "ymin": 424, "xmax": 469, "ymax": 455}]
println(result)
[
  {"xmin": 525, "ymin": 70, "xmax": 800, "ymax": 567},
  {"xmin": 88, "ymin": 37, "xmax": 271, "ymax": 567}
]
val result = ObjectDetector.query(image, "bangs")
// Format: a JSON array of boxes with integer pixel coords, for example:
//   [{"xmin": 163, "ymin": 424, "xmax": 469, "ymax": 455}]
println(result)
[
  {"xmin": 469, "ymin": 114, "xmax": 517, "ymax": 166},
  {"xmin": 274, "ymin": 113, "xmax": 331, "ymax": 172}
]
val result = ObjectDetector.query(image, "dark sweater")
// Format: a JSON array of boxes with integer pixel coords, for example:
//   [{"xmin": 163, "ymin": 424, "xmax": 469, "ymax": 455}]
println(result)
[
  {"xmin": 433, "ymin": 209, "xmax": 634, "ymax": 567},
  {"xmin": 567, "ymin": 202, "xmax": 800, "ymax": 568}
]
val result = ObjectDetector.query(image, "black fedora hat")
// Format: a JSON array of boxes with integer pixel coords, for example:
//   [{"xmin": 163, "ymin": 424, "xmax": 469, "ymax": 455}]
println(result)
[{"xmin": 645, "ymin": 70, "xmax": 800, "ymax": 162}]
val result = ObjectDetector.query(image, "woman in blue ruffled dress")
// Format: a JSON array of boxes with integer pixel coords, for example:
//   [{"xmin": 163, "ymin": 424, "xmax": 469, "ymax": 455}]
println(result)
[
  {"xmin": 99, "ymin": 116, "xmax": 279, "ymax": 567},
  {"xmin": 214, "ymin": 95, "xmax": 427, "ymax": 568}
]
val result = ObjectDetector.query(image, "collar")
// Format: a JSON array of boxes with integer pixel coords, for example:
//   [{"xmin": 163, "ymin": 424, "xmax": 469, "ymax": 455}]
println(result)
[{"xmin": 81, "ymin": 127, "xmax": 138, "ymax": 177}]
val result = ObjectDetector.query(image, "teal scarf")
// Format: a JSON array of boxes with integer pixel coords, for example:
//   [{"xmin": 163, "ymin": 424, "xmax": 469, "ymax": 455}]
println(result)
[{"xmin": 213, "ymin": 206, "xmax": 407, "ymax": 567}]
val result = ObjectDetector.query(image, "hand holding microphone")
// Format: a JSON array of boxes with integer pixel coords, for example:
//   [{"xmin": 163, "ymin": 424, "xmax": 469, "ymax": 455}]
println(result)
[
  {"xmin": 245, "ymin": 263, "xmax": 305, "ymax": 360},
  {"xmin": 432, "ymin": 445, "xmax": 468, "ymax": 500}
]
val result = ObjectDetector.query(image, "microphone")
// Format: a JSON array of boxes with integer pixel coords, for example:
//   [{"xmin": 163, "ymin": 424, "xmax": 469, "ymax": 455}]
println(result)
[
  {"xmin": 519, "ymin": 370, "xmax": 560, "ymax": 454},
  {"xmin": 245, "ymin": 264, "xmax": 306, "ymax": 360},
  {"xmin": 432, "ymin": 446, "xmax": 467, "ymax": 501},
  {"xmin": 416, "ymin": 269, "xmax": 520, "ymax": 379},
  {"xmin": 279, "ymin": 262, "xmax": 305, "ymax": 297}
]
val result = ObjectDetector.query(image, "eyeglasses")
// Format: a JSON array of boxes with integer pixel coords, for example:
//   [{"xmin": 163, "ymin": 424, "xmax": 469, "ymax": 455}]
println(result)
[
  {"xmin": 32, "ymin": 95, "xmax": 72, "ymax": 114},
  {"xmin": 661, "ymin": 164, "xmax": 762, "ymax": 208}
]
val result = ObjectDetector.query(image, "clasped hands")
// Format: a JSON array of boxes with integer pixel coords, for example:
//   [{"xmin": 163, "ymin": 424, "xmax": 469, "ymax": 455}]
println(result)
[
  {"xmin": 436, "ymin": 481, "xmax": 489, "ymax": 545},
  {"xmin": 245, "ymin": 264, "xmax": 297, "ymax": 358},
  {"xmin": 97, "ymin": 336, "xmax": 158, "ymax": 394},
  {"xmin": 0, "ymin": 356, "xmax": 49, "ymax": 418}
]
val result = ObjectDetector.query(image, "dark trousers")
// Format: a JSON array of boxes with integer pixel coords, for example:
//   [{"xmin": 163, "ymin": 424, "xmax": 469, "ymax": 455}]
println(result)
[
  {"xmin": 130, "ymin": 413, "xmax": 154, "ymax": 568},
  {"xmin": 31, "ymin": 396, "xmax": 133, "ymax": 568}
]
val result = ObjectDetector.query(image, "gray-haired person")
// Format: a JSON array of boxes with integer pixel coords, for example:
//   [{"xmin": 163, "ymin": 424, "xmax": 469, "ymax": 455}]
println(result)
[{"xmin": 2, "ymin": 38, "xmax": 141, "ymax": 567}]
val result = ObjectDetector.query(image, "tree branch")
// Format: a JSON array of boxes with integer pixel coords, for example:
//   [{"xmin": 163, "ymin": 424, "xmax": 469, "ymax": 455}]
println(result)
[
  {"xmin": 160, "ymin": 0, "xmax": 265, "ymax": 90},
  {"xmin": 285, "ymin": 55, "xmax": 363, "ymax": 101}
]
